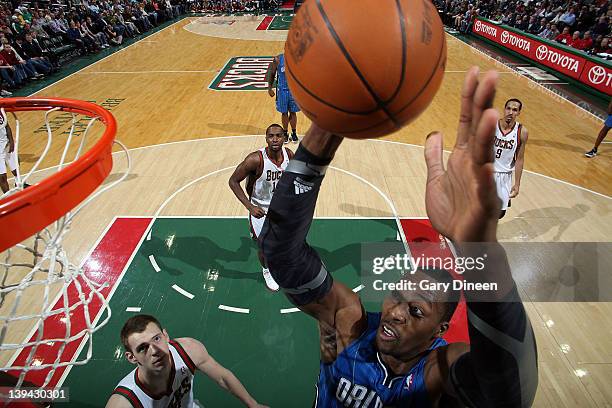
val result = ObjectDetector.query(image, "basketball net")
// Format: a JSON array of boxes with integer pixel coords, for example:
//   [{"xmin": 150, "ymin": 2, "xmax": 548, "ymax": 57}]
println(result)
[{"xmin": 0, "ymin": 100, "xmax": 129, "ymax": 392}]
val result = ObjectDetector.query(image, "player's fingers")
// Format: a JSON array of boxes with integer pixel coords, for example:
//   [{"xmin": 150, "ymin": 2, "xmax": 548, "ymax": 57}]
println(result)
[
  {"xmin": 456, "ymin": 66, "xmax": 479, "ymax": 148},
  {"xmin": 469, "ymin": 70, "xmax": 498, "ymax": 144},
  {"xmin": 424, "ymin": 131, "xmax": 445, "ymax": 182},
  {"xmin": 472, "ymin": 108, "xmax": 498, "ymax": 166}
]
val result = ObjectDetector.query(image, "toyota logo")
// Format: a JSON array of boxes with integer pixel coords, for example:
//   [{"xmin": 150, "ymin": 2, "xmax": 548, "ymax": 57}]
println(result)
[
  {"xmin": 588, "ymin": 65, "xmax": 606, "ymax": 84},
  {"xmin": 501, "ymin": 31, "xmax": 509, "ymax": 43},
  {"xmin": 475, "ymin": 20, "xmax": 482, "ymax": 32},
  {"xmin": 536, "ymin": 45, "xmax": 548, "ymax": 60}
]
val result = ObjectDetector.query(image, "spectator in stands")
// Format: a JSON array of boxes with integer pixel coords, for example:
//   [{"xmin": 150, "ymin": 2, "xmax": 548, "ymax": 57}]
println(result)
[
  {"xmin": 592, "ymin": 16, "xmax": 610, "ymax": 37},
  {"xmin": 549, "ymin": 24, "xmax": 561, "ymax": 40},
  {"xmin": 81, "ymin": 17, "xmax": 109, "ymax": 48},
  {"xmin": 21, "ymin": 32, "xmax": 55, "ymax": 71},
  {"xmin": 592, "ymin": 36, "xmax": 610, "ymax": 55},
  {"xmin": 30, "ymin": 11, "xmax": 49, "ymax": 39},
  {"xmin": 568, "ymin": 30, "xmax": 585, "ymax": 49},
  {"xmin": 0, "ymin": 52, "xmax": 24, "ymax": 89},
  {"xmin": 67, "ymin": 20, "xmax": 95, "ymax": 53},
  {"xmin": 581, "ymin": 31, "xmax": 594, "ymax": 50},
  {"xmin": 14, "ymin": 35, "xmax": 52, "ymax": 74},
  {"xmin": 538, "ymin": 23, "xmax": 553, "ymax": 39},
  {"xmin": 0, "ymin": 41, "xmax": 42, "ymax": 80},
  {"xmin": 516, "ymin": 15, "xmax": 530, "ymax": 31},
  {"xmin": 559, "ymin": 7, "xmax": 577, "ymax": 28},
  {"xmin": 555, "ymin": 26, "xmax": 572, "ymax": 45}
]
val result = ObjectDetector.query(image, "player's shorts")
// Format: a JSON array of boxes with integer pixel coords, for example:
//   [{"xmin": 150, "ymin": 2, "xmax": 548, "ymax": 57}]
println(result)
[
  {"xmin": 494, "ymin": 171, "xmax": 512, "ymax": 211},
  {"xmin": 605, "ymin": 114, "xmax": 612, "ymax": 128},
  {"xmin": 249, "ymin": 213, "xmax": 265, "ymax": 240},
  {"xmin": 0, "ymin": 138, "xmax": 17, "ymax": 174},
  {"xmin": 276, "ymin": 88, "xmax": 300, "ymax": 113}
]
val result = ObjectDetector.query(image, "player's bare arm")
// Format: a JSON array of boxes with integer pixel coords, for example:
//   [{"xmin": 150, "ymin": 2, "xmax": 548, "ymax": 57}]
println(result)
[
  {"xmin": 510, "ymin": 127, "xmax": 528, "ymax": 198},
  {"xmin": 229, "ymin": 152, "xmax": 265, "ymax": 218},
  {"xmin": 423, "ymin": 67, "xmax": 537, "ymax": 406},
  {"xmin": 267, "ymin": 56, "xmax": 278, "ymax": 97},
  {"xmin": 105, "ymin": 394, "xmax": 134, "ymax": 408},
  {"xmin": 175, "ymin": 337, "xmax": 269, "ymax": 408},
  {"xmin": 6, "ymin": 122, "xmax": 14, "ymax": 153}
]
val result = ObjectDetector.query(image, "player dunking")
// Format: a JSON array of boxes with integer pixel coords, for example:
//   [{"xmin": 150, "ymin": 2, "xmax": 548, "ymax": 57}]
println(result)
[
  {"xmin": 229, "ymin": 124, "xmax": 294, "ymax": 291},
  {"xmin": 106, "ymin": 315, "xmax": 268, "ymax": 408},
  {"xmin": 494, "ymin": 98, "xmax": 528, "ymax": 219},
  {"xmin": 259, "ymin": 69, "xmax": 538, "ymax": 407},
  {"xmin": 268, "ymin": 53, "xmax": 299, "ymax": 144}
]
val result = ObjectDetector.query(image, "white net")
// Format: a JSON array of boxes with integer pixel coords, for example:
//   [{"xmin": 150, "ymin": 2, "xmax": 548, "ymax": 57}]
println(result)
[{"xmin": 0, "ymin": 102, "xmax": 130, "ymax": 392}]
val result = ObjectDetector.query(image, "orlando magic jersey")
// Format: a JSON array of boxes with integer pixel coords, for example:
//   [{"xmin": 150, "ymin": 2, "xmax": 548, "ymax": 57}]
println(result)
[
  {"xmin": 315, "ymin": 312, "xmax": 447, "ymax": 408},
  {"xmin": 277, "ymin": 54, "xmax": 289, "ymax": 91}
]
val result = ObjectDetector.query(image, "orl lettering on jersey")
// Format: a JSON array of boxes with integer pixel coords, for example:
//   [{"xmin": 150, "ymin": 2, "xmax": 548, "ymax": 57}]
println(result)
[{"xmin": 336, "ymin": 377, "xmax": 382, "ymax": 408}]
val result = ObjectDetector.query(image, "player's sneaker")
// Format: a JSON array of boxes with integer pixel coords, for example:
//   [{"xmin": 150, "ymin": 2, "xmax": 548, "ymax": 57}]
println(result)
[
  {"xmin": 291, "ymin": 131, "xmax": 298, "ymax": 143},
  {"xmin": 585, "ymin": 148, "xmax": 597, "ymax": 158},
  {"xmin": 262, "ymin": 268, "xmax": 279, "ymax": 291},
  {"xmin": 284, "ymin": 131, "xmax": 289, "ymax": 144}
]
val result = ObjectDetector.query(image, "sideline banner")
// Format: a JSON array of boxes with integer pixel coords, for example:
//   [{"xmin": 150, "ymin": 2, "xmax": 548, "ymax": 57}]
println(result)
[{"xmin": 472, "ymin": 18, "xmax": 612, "ymax": 96}]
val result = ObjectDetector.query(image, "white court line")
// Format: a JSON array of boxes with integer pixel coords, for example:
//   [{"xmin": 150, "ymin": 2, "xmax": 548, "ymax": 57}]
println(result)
[
  {"xmin": 370, "ymin": 138, "xmax": 612, "ymax": 201},
  {"xmin": 448, "ymin": 35, "xmax": 603, "ymax": 122},
  {"xmin": 280, "ymin": 308, "xmax": 300, "ymax": 314},
  {"xmin": 148, "ymin": 255, "xmax": 161, "ymax": 272},
  {"xmin": 172, "ymin": 284, "xmax": 195, "ymax": 299},
  {"xmin": 219, "ymin": 305, "xmax": 250, "ymax": 314},
  {"xmin": 27, "ymin": 17, "xmax": 189, "ymax": 97},
  {"xmin": 353, "ymin": 284, "xmax": 365, "ymax": 293},
  {"xmin": 445, "ymin": 70, "xmax": 516, "ymax": 74},
  {"xmin": 125, "ymin": 307, "xmax": 142, "ymax": 312}
]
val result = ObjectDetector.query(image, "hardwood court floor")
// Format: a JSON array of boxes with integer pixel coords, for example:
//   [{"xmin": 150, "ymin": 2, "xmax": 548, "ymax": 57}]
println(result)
[{"xmin": 1, "ymin": 15, "xmax": 611, "ymax": 407}]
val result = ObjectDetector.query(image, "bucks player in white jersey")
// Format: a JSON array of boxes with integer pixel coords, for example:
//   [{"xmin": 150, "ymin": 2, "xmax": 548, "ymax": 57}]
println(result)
[
  {"xmin": 106, "ymin": 315, "xmax": 268, "ymax": 408},
  {"xmin": 229, "ymin": 124, "xmax": 294, "ymax": 291},
  {"xmin": 0, "ymin": 113, "xmax": 18, "ymax": 194},
  {"xmin": 494, "ymin": 98, "xmax": 528, "ymax": 218}
]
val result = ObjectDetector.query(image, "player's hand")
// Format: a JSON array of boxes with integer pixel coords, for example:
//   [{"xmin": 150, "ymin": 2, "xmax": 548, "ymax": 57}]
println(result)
[
  {"xmin": 249, "ymin": 205, "xmax": 266, "ymax": 218},
  {"xmin": 424, "ymin": 67, "xmax": 500, "ymax": 243},
  {"xmin": 267, "ymin": 88, "xmax": 275, "ymax": 97},
  {"xmin": 510, "ymin": 184, "xmax": 520, "ymax": 198}
]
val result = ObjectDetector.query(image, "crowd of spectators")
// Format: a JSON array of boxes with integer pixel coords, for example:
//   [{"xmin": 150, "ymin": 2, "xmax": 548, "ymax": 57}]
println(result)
[
  {"xmin": 435, "ymin": 0, "xmax": 611, "ymax": 58},
  {"xmin": 0, "ymin": 0, "xmax": 190, "ymax": 95},
  {"xmin": 196, "ymin": 0, "xmax": 280, "ymax": 14}
]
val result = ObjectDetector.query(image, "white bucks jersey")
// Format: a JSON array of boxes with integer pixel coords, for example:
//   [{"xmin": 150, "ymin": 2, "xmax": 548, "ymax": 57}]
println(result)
[
  {"xmin": 113, "ymin": 340, "xmax": 196, "ymax": 408},
  {"xmin": 0, "ymin": 113, "xmax": 7, "ymax": 143},
  {"xmin": 494, "ymin": 121, "xmax": 522, "ymax": 173},
  {"xmin": 247, "ymin": 147, "xmax": 289, "ymax": 212}
]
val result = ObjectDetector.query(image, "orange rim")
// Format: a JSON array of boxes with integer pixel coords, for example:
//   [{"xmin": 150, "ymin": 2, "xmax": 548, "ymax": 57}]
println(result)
[{"xmin": 0, "ymin": 97, "xmax": 117, "ymax": 253}]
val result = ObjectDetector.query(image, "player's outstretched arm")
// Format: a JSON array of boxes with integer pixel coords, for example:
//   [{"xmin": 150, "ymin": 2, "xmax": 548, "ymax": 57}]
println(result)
[
  {"xmin": 105, "ymin": 394, "xmax": 134, "ymax": 408},
  {"xmin": 176, "ymin": 337, "xmax": 269, "ymax": 408},
  {"xmin": 424, "ymin": 67, "xmax": 538, "ymax": 407},
  {"xmin": 260, "ymin": 125, "xmax": 367, "ymax": 361},
  {"xmin": 229, "ymin": 153, "xmax": 266, "ymax": 218}
]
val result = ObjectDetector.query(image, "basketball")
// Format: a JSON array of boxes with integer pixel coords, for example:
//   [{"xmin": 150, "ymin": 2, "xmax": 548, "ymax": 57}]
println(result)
[{"xmin": 284, "ymin": 0, "xmax": 447, "ymax": 139}]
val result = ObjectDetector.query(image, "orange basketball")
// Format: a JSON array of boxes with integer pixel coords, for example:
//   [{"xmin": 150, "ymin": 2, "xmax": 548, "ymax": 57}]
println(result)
[{"xmin": 285, "ymin": 0, "xmax": 447, "ymax": 139}]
